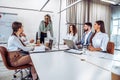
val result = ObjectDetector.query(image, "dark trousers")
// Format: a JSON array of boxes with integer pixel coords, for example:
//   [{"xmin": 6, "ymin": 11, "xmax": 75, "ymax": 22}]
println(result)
[
  {"xmin": 40, "ymin": 32, "xmax": 47, "ymax": 43},
  {"xmin": 36, "ymin": 32, "xmax": 47, "ymax": 44}
]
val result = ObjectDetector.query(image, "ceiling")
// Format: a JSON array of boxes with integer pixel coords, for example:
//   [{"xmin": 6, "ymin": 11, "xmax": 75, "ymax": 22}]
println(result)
[
  {"xmin": 101, "ymin": 0, "xmax": 120, "ymax": 5},
  {"xmin": 0, "ymin": 0, "xmax": 50, "ymax": 11}
]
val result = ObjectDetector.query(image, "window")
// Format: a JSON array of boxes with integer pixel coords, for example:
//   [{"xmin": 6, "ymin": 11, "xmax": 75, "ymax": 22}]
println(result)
[{"xmin": 111, "ymin": 19, "xmax": 120, "ymax": 49}]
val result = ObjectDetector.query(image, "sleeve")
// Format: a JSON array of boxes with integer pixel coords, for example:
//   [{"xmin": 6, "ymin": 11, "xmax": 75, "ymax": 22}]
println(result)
[
  {"xmin": 23, "ymin": 40, "xmax": 30, "ymax": 45},
  {"xmin": 100, "ymin": 34, "xmax": 109, "ymax": 51},
  {"xmin": 76, "ymin": 33, "xmax": 85, "ymax": 45},
  {"xmin": 73, "ymin": 34, "xmax": 78, "ymax": 44},
  {"xmin": 49, "ymin": 22, "xmax": 53, "ymax": 37},
  {"xmin": 13, "ymin": 37, "xmax": 34, "ymax": 51},
  {"xmin": 38, "ymin": 21, "xmax": 44, "ymax": 38}
]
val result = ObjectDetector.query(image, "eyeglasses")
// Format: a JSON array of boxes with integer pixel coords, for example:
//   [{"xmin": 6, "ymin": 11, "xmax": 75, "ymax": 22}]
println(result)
[{"xmin": 45, "ymin": 18, "xmax": 49, "ymax": 19}]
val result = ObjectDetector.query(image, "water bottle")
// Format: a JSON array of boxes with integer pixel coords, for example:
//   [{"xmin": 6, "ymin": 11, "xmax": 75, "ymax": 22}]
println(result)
[{"xmin": 37, "ymin": 38, "xmax": 40, "ymax": 46}]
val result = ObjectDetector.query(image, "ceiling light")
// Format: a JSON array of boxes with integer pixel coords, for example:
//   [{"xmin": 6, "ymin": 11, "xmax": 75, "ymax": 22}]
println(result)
[{"xmin": 101, "ymin": 0, "xmax": 116, "ymax": 4}]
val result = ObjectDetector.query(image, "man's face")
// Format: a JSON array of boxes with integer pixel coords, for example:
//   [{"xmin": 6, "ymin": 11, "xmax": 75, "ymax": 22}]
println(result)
[{"xmin": 83, "ymin": 24, "xmax": 89, "ymax": 32}]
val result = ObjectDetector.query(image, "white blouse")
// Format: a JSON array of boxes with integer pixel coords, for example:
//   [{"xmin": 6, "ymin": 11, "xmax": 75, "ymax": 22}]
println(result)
[
  {"xmin": 7, "ymin": 35, "xmax": 34, "ymax": 51},
  {"xmin": 64, "ymin": 33, "xmax": 78, "ymax": 43},
  {"xmin": 92, "ymin": 32, "xmax": 109, "ymax": 51}
]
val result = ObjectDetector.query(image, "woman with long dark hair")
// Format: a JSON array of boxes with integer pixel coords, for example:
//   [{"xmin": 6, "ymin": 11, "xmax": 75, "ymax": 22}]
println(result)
[
  {"xmin": 64, "ymin": 24, "xmax": 78, "ymax": 43},
  {"xmin": 88, "ymin": 20, "xmax": 109, "ymax": 51},
  {"xmin": 7, "ymin": 21, "xmax": 38, "ymax": 80}
]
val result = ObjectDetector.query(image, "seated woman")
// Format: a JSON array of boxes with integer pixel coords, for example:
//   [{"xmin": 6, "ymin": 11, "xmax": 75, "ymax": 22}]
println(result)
[
  {"xmin": 64, "ymin": 24, "xmax": 78, "ymax": 44},
  {"xmin": 88, "ymin": 20, "xmax": 109, "ymax": 51},
  {"xmin": 7, "ymin": 21, "xmax": 37, "ymax": 80}
]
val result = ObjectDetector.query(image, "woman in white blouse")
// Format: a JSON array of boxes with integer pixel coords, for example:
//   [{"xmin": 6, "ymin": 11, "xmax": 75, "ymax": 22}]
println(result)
[
  {"xmin": 64, "ymin": 24, "xmax": 78, "ymax": 43},
  {"xmin": 88, "ymin": 20, "xmax": 109, "ymax": 51},
  {"xmin": 7, "ymin": 21, "xmax": 37, "ymax": 80}
]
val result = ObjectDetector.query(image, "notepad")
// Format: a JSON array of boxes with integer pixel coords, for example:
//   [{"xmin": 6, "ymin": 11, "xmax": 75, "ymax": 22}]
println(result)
[{"xmin": 30, "ymin": 45, "xmax": 45, "ymax": 53}]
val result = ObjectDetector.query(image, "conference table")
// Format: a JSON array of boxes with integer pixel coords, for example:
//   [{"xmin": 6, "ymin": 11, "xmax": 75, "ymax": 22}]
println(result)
[{"xmin": 30, "ymin": 46, "xmax": 120, "ymax": 80}]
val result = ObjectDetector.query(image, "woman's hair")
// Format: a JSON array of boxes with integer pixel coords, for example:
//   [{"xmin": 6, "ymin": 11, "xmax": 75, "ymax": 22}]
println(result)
[
  {"xmin": 45, "ymin": 14, "xmax": 51, "ymax": 22},
  {"xmin": 69, "ymin": 24, "xmax": 77, "ymax": 36},
  {"xmin": 12, "ymin": 21, "xmax": 22, "ymax": 35},
  {"xmin": 96, "ymin": 20, "xmax": 105, "ymax": 33}
]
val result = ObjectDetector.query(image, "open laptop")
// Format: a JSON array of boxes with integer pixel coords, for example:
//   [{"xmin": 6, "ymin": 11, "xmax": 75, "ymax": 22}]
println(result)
[
  {"xmin": 63, "ymin": 39, "xmax": 83, "ymax": 54},
  {"xmin": 63, "ymin": 39, "xmax": 79, "ymax": 49}
]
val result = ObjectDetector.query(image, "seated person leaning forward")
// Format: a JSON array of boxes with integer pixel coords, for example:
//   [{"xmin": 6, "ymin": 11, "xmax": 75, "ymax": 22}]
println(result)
[
  {"xmin": 76, "ymin": 22, "xmax": 93, "ymax": 48},
  {"xmin": 7, "ymin": 21, "xmax": 37, "ymax": 80},
  {"xmin": 88, "ymin": 20, "xmax": 109, "ymax": 51}
]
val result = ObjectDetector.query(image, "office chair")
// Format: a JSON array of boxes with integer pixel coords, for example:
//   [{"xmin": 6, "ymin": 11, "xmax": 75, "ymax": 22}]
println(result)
[
  {"xmin": 0, "ymin": 46, "xmax": 32, "ymax": 80},
  {"xmin": 107, "ymin": 42, "xmax": 115, "ymax": 54},
  {"xmin": 112, "ymin": 72, "xmax": 120, "ymax": 80}
]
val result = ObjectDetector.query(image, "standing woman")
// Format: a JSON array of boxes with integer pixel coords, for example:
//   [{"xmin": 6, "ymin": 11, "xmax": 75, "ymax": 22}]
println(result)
[
  {"xmin": 64, "ymin": 24, "xmax": 78, "ymax": 43},
  {"xmin": 88, "ymin": 20, "xmax": 109, "ymax": 51},
  {"xmin": 7, "ymin": 21, "xmax": 38, "ymax": 80},
  {"xmin": 38, "ymin": 14, "xmax": 53, "ymax": 44}
]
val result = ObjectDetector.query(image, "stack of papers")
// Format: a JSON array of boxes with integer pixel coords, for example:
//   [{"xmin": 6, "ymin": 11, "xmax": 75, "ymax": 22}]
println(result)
[{"xmin": 30, "ymin": 45, "xmax": 45, "ymax": 53}]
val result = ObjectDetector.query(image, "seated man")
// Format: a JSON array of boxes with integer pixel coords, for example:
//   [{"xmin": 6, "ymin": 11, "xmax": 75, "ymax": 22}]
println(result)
[{"xmin": 76, "ymin": 22, "xmax": 93, "ymax": 47}]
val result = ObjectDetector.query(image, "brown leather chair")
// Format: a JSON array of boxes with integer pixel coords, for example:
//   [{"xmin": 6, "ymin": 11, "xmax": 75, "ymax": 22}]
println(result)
[
  {"xmin": 0, "ymin": 46, "xmax": 31, "ymax": 79},
  {"xmin": 112, "ymin": 72, "xmax": 120, "ymax": 80},
  {"xmin": 107, "ymin": 42, "xmax": 115, "ymax": 54}
]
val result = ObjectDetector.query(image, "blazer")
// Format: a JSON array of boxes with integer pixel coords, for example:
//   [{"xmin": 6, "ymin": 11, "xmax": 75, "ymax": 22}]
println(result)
[{"xmin": 77, "ymin": 31, "xmax": 93, "ymax": 46}]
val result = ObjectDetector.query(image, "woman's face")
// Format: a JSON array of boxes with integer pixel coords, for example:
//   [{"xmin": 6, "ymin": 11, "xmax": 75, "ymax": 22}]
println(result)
[
  {"xmin": 69, "ymin": 25, "xmax": 73, "ymax": 32},
  {"xmin": 18, "ymin": 26, "xmax": 24, "ymax": 34},
  {"xmin": 94, "ymin": 23, "xmax": 99, "ymax": 31},
  {"xmin": 44, "ymin": 16, "xmax": 50, "ymax": 23}
]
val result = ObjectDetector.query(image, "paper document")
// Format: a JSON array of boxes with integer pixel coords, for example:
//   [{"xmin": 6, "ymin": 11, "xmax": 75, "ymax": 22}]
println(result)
[
  {"xmin": 64, "ymin": 49, "xmax": 83, "ymax": 54},
  {"xmin": 30, "ymin": 45, "xmax": 45, "ymax": 53}
]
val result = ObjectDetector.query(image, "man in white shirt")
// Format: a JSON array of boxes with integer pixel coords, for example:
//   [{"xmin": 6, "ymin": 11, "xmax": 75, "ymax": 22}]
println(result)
[{"xmin": 76, "ymin": 22, "xmax": 93, "ymax": 47}]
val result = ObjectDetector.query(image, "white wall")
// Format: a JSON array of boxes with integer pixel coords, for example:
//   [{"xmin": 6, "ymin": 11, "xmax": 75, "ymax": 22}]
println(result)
[{"xmin": 0, "ymin": 0, "xmax": 67, "ymax": 44}]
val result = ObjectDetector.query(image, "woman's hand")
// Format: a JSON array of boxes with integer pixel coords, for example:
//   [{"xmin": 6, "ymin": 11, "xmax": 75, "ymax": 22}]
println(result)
[
  {"xmin": 88, "ymin": 45, "xmax": 95, "ymax": 51},
  {"xmin": 88, "ymin": 45, "xmax": 102, "ymax": 51},
  {"xmin": 30, "ymin": 39, "xmax": 34, "ymax": 43}
]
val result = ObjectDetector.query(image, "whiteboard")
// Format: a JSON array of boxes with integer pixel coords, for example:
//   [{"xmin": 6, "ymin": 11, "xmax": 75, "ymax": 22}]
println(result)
[{"xmin": 0, "ymin": 12, "xmax": 17, "ymax": 43}]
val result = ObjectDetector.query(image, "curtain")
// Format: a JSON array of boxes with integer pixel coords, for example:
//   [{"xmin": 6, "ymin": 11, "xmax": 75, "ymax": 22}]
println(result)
[
  {"xmin": 89, "ymin": 0, "xmax": 111, "ymax": 35},
  {"xmin": 66, "ymin": 0, "xmax": 87, "ymax": 40},
  {"xmin": 66, "ymin": 0, "xmax": 111, "ymax": 40}
]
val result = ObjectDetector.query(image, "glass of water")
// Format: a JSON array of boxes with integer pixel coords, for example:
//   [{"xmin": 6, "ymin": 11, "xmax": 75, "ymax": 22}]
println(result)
[{"xmin": 82, "ymin": 45, "xmax": 87, "ymax": 54}]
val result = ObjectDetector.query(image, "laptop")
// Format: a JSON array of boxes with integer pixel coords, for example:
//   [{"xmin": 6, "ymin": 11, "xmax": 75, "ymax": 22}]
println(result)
[
  {"xmin": 63, "ymin": 39, "xmax": 79, "ymax": 49},
  {"xmin": 63, "ymin": 39, "xmax": 83, "ymax": 54}
]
